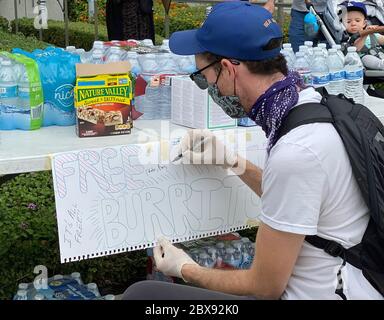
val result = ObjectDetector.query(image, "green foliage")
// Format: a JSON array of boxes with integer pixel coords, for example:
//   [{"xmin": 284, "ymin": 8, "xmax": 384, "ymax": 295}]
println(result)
[
  {"xmin": 0, "ymin": 16, "xmax": 9, "ymax": 31},
  {"xmin": 68, "ymin": 0, "xmax": 107, "ymax": 25},
  {"xmin": 153, "ymin": 1, "xmax": 206, "ymax": 38},
  {"xmin": 62, "ymin": 0, "xmax": 207, "ymax": 40},
  {"xmin": 0, "ymin": 172, "xmax": 146, "ymax": 300},
  {"xmin": 60, "ymin": 0, "xmax": 291, "ymax": 43},
  {"xmin": 0, "ymin": 29, "xmax": 49, "ymax": 52},
  {"xmin": 10, "ymin": 18, "xmax": 108, "ymax": 51},
  {"xmin": 280, "ymin": 13, "xmax": 291, "ymax": 44}
]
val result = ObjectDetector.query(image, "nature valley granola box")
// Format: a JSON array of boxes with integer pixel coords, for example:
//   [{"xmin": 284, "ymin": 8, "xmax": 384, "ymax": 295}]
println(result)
[{"xmin": 74, "ymin": 62, "xmax": 133, "ymax": 137}]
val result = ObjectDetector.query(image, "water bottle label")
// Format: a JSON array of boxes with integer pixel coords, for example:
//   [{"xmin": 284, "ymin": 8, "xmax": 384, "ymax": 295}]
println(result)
[
  {"xmin": 19, "ymin": 87, "xmax": 30, "ymax": 99},
  {"xmin": 0, "ymin": 85, "xmax": 17, "ymax": 98},
  {"xmin": 330, "ymin": 71, "xmax": 344, "ymax": 81},
  {"xmin": 312, "ymin": 74, "xmax": 330, "ymax": 85},
  {"xmin": 298, "ymin": 71, "xmax": 312, "ymax": 85},
  {"xmin": 54, "ymin": 84, "xmax": 75, "ymax": 111},
  {"xmin": 345, "ymin": 69, "xmax": 363, "ymax": 80}
]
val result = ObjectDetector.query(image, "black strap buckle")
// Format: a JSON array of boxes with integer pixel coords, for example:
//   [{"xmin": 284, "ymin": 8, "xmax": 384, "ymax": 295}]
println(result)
[{"xmin": 324, "ymin": 241, "xmax": 345, "ymax": 257}]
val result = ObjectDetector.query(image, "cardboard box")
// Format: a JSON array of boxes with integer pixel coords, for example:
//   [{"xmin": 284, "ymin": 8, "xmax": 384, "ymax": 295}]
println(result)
[{"xmin": 74, "ymin": 62, "xmax": 133, "ymax": 137}]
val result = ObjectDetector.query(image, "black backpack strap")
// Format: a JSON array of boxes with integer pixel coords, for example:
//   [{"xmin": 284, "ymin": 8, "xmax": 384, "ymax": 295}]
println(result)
[
  {"xmin": 306, "ymin": 235, "xmax": 345, "ymax": 258},
  {"xmin": 306, "ymin": 235, "xmax": 348, "ymax": 300},
  {"xmin": 276, "ymin": 99, "xmax": 361, "ymax": 299},
  {"xmin": 276, "ymin": 102, "xmax": 333, "ymax": 143}
]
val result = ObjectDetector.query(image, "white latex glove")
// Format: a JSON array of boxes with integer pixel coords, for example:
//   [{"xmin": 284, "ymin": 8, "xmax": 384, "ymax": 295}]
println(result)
[
  {"xmin": 175, "ymin": 129, "xmax": 238, "ymax": 168},
  {"xmin": 153, "ymin": 238, "xmax": 198, "ymax": 281}
]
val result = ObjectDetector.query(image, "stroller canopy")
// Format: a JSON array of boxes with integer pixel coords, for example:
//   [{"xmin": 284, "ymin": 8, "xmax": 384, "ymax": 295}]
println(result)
[{"xmin": 323, "ymin": 0, "xmax": 384, "ymax": 44}]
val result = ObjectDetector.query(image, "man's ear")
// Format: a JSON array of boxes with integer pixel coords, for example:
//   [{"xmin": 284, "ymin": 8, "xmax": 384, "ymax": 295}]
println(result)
[
  {"xmin": 263, "ymin": 0, "xmax": 275, "ymax": 14},
  {"xmin": 249, "ymin": 0, "xmax": 274, "ymax": 14}
]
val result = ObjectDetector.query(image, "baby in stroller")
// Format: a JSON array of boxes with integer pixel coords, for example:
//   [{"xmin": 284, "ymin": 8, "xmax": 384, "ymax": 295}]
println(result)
[{"xmin": 342, "ymin": 1, "xmax": 384, "ymax": 70}]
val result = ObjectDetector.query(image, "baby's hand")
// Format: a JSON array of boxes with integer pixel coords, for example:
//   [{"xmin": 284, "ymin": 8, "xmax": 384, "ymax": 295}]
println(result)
[{"xmin": 366, "ymin": 25, "xmax": 380, "ymax": 31}]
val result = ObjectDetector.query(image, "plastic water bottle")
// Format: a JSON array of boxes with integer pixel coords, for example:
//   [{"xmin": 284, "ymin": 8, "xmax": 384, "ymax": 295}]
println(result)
[
  {"xmin": 142, "ymin": 39, "xmax": 154, "ymax": 47},
  {"xmin": 0, "ymin": 59, "xmax": 18, "ymax": 108},
  {"xmin": 344, "ymin": 46, "xmax": 364, "ymax": 104},
  {"xmin": 304, "ymin": 41, "xmax": 314, "ymax": 57},
  {"xmin": 106, "ymin": 47, "xmax": 122, "ymax": 63},
  {"xmin": 318, "ymin": 43, "xmax": 328, "ymax": 58},
  {"xmin": 92, "ymin": 41, "xmax": 106, "ymax": 58},
  {"xmin": 18, "ymin": 283, "xmax": 29, "ymax": 291},
  {"xmin": 14, "ymin": 289, "xmax": 28, "ymax": 300},
  {"xmin": 125, "ymin": 51, "xmax": 141, "ymax": 76},
  {"xmin": 160, "ymin": 39, "xmax": 170, "ymax": 52},
  {"xmin": 327, "ymin": 48, "xmax": 345, "ymax": 95},
  {"xmin": 311, "ymin": 50, "xmax": 330, "ymax": 88},
  {"xmin": 136, "ymin": 54, "xmax": 162, "ymax": 119},
  {"xmin": 282, "ymin": 44, "xmax": 296, "ymax": 69},
  {"xmin": 159, "ymin": 79, "xmax": 172, "ymax": 119},
  {"xmin": 138, "ymin": 54, "xmax": 158, "ymax": 81},
  {"xmin": 207, "ymin": 247, "xmax": 218, "ymax": 265},
  {"xmin": 240, "ymin": 251, "xmax": 253, "ymax": 269},
  {"xmin": 17, "ymin": 65, "xmax": 31, "ymax": 110},
  {"xmin": 198, "ymin": 252, "xmax": 215, "ymax": 268},
  {"xmin": 294, "ymin": 51, "xmax": 312, "ymax": 85},
  {"xmin": 33, "ymin": 293, "xmax": 45, "ymax": 300},
  {"xmin": 53, "ymin": 274, "xmax": 64, "ymax": 281},
  {"xmin": 332, "ymin": 44, "xmax": 345, "ymax": 65},
  {"xmin": 87, "ymin": 283, "xmax": 101, "ymax": 297},
  {"xmin": 75, "ymin": 48, "xmax": 87, "ymax": 63},
  {"xmin": 299, "ymin": 45, "xmax": 311, "ymax": 65},
  {"xmin": 91, "ymin": 50, "xmax": 104, "ymax": 64},
  {"xmin": 71, "ymin": 272, "xmax": 83, "ymax": 285},
  {"xmin": 158, "ymin": 53, "xmax": 179, "ymax": 75},
  {"xmin": 175, "ymin": 54, "xmax": 195, "ymax": 74},
  {"xmin": 231, "ymin": 245, "xmax": 243, "ymax": 267},
  {"xmin": 14, "ymin": 61, "xmax": 24, "ymax": 82},
  {"xmin": 232, "ymin": 241, "xmax": 243, "ymax": 262},
  {"xmin": 240, "ymin": 238, "xmax": 252, "ymax": 252},
  {"xmin": 188, "ymin": 248, "xmax": 203, "ymax": 263},
  {"xmin": 66, "ymin": 46, "xmax": 76, "ymax": 53},
  {"xmin": 249, "ymin": 243, "xmax": 255, "ymax": 257},
  {"xmin": 215, "ymin": 242, "xmax": 226, "ymax": 258},
  {"xmin": 223, "ymin": 247, "xmax": 238, "ymax": 268},
  {"xmin": 281, "ymin": 48, "xmax": 294, "ymax": 71}
]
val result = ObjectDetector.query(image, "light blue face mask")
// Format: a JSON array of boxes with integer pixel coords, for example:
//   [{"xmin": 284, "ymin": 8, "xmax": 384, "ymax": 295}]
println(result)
[{"xmin": 208, "ymin": 83, "xmax": 248, "ymax": 119}]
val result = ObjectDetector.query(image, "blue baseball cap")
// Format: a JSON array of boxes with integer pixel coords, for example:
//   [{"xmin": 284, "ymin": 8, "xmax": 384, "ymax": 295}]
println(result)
[
  {"xmin": 344, "ymin": 1, "xmax": 367, "ymax": 17},
  {"xmin": 169, "ymin": 1, "xmax": 283, "ymax": 61}
]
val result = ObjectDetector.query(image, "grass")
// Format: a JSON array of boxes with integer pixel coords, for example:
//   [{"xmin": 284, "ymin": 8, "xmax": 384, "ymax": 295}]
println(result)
[{"xmin": 0, "ymin": 29, "xmax": 49, "ymax": 52}]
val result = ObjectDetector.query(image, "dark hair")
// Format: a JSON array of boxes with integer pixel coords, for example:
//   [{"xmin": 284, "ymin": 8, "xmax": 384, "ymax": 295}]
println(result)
[
  {"xmin": 347, "ymin": 7, "xmax": 367, "ymax": 18},
  {"xmin": 200, "ymin": 52, "xmax": 288, "ymax": 76}
]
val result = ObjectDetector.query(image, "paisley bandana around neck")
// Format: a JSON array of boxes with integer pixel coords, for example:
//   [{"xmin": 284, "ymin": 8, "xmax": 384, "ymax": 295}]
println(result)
[{"xmin": 248, "ymin": 71, "xmax": 305, "ymax": 154}]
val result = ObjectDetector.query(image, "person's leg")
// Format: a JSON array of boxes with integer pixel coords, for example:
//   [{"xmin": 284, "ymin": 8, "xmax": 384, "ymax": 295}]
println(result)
[
  {"xmin": 122, "ymin": 280, "xmax": 255, "ymax": 300},
  {"xmin": 361, "ymin": 55, "xmax": 384, "ymax": 70},
  {"xmin": 289, "ymin": 9, "xmax": 306, "ymax": 52},
  {"xmin": 106, "ymin": 0, "xmax": 124, "ymax": 40}
]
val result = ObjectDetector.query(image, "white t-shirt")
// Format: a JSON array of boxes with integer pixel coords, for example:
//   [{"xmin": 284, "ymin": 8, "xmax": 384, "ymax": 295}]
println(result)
[{"xmin": 259, "ymin": 87, "xmax": 383, "ymax": 300}]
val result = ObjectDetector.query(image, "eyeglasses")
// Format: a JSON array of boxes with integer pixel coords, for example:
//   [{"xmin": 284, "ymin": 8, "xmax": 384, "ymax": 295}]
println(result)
[
  {"xmin": 189, "ymin": 60, "xmax": 220, "ymax": 90},
  {"xmin": 189, "ymin": 59, "xmax": 241, "ymax": 90}
]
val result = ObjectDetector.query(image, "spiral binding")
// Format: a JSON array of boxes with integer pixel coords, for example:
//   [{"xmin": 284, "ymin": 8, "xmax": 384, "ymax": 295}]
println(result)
[{"xmin": 62, "ymin": 224, "xmax": 252, "ymax": 263}]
